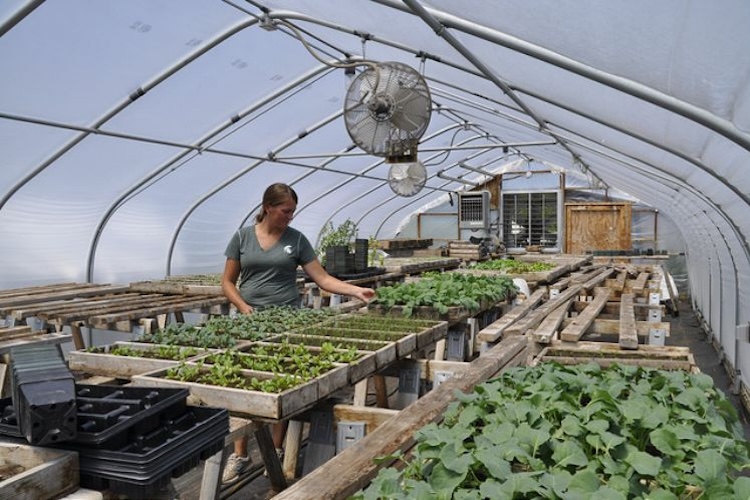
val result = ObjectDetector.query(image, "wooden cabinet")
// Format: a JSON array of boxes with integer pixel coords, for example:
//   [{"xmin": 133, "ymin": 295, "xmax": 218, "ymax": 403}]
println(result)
[{"xmin": 564, "ymin": 202, "xmax": 632, "ymax": 254}]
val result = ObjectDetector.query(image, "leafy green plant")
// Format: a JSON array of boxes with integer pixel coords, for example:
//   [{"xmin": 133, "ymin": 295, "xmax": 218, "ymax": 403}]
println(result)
[
  {"xmin": 354, "ymin": 362, "xmax": 750, "ymax": 499},
  {"xmin": 470, "ymin": 259, "xmax": 556, "ymax": 273},
  {"xmin": 371, "ymin": 272, "xmax": 517, "ymax": 317},
  {"xmin": 317, "ymin": 219, "xmax": 358, "ymax": 263},
  {"xmin": 86, "ymin": 344, "xmax": 201, "ymax": 360}
]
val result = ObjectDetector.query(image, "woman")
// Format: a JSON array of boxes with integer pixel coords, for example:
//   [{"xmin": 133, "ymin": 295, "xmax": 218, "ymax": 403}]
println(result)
[{"xmin": 220, "ymin": 182, "xmax": 375, "ymax": 482}]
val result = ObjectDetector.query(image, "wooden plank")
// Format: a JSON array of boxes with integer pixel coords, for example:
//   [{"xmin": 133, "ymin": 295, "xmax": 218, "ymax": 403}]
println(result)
[
  {"xmin": 560, "ymin": 288, "xmax": 611, "ymax": 342},
  {"xmin": 544, "ymin": 340, "xmax": 689, "ymax": 357},
  {"xmin": 531, "ymin": 297, "xmax": 573, "ymax": 344},
  {"xmin": 0, "ymin": 325, "xmax": 34, "ymax": 341},
  {"xmin": 46, "ymin": 294, "xmax": 190, "ymax": 322},
  {"xmin": 581, "ymin": 267, "xmax": 616, "ymax": 292},
  {"xmin": 0, "ymin": 282, "xmax": 87, "ymax": 299},
  {"xmin": 88, "ymin": 295, "xmax": 228, "ymax": 326},
  {"xmin": 0, "ymin": 284, "xmax": 130, "ymax": 308},
  {"xmin": 273, "ymin": 335, "xmax": 527, "ymax": 500},
  {"xmin": 537, "ymin": 356, "xmax": 693, "ymax": 371},
  {"xmin": 618, "ymin": 293, "xmax": 638, "ymax": 350},
  {"xmin": 561, "ymin": 318, "xmax": 671, "ymax": 337},
  {"xmin": 476, "ymin": 288, "xmax": 546, "ymax": 343},
  {"xmin": 630, "ymin": 272, "xmax": 650, "ymax": 294},
  {"xmin": 333, "ymin": 405, "xmax": 399, "ymax": 434},
  {"xmin": 29, "ymin": 293, "xmax": 151, "ymax": 319},
  {"xmin": 504, "ymin": 284, "xmax": 583, "ymax": 336}
]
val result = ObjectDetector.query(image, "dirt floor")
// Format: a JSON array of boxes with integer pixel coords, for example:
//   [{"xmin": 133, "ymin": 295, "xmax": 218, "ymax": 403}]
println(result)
[{"xmin": 167, "ymin": 298, "xmax": 750, "ymax": 499}]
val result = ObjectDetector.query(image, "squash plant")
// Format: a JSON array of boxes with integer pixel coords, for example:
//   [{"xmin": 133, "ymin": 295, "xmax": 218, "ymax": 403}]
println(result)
[
  {"xmin": 371, "ymin": 272, "xmax": 517, "ymax": 317},
  {"xmin": 355, "ymin": 362, "xmax": 750, "ymax": 499}
]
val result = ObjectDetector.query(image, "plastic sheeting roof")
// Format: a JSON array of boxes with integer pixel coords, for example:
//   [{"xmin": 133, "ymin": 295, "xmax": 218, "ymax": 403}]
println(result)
[{"xmin": 1, "ymin": 1, "xmax": 749, "ymax": 377}]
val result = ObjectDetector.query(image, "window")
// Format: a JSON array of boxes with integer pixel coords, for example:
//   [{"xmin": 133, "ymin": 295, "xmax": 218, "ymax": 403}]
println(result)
[{"xmin": 502, "ymin": 192, "xmax": 558, "ymax": 249}]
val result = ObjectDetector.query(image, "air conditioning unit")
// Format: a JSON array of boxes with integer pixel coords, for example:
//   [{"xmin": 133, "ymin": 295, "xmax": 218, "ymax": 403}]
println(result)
[{"xmin": 458, "ymin": 191, "xmax": 490, "ymax": 229}]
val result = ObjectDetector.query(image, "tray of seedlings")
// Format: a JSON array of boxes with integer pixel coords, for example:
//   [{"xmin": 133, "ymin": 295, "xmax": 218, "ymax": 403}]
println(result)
[
  {"xmin": 320, "ymin": 313, "xmax": 449, "ymax": 350},
  {"xmin": 368, "ymin": 271, "xmax": 517, "ymax": 323},
  {"xmin": 460, "ymin": 258, "xmax": 567, "ymax": 284},
  {"xmin": 268, "ymin": 332, "xmax": 397, "ymax": 370},
  {"xmin": 132, "ymin": 340, "xmax": 362, "ymax": 420},
  {"xmin": 68, "ymin": 342, "xmax": 213, "ymax": 378}
]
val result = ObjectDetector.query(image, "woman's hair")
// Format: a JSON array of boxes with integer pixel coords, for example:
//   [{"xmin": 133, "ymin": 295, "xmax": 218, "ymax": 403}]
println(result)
[{"xmin": 256, "ymin": 183, "xmax": 298, "ymax": 223}]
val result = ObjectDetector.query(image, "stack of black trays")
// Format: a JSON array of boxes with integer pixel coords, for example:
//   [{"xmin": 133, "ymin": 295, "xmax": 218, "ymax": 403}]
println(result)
[
  {"xmin": 0, "ymin": 384, "xmax": 229, "ymax": 499},
  {"xmin": 9, "ymin": 344, "xmax": 77, "ymax": 445}
]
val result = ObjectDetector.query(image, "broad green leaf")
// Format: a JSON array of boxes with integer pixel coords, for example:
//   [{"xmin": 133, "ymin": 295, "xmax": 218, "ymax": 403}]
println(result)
[
  {"xmin": 626, "ymin": 449, "xmax": 661, "ymax": 476},
  {"xmin": 674, "ymin": 387, "xmax": 706, "ymax": 410},
  {"xmin": 539, "ymin": 470, "xmax": 572, "ymax": 497},
  {"xmin": 605, "ymin": 475, "xmax": 631, "ymax": 494},
  {"xmin": 560, "ymin": 414, "xmax": 583, "ymax": 437},
  {"xmin": 641, "ymin": 404, "xmax": 669, "ymax": 430},
  {"xmin": 649, "ymin": 427, "xmax": 680, "ymax": 456},
  {"xmin": 482, "ymin": 421, "xmax": 516, "ymax": 445},
  {"xmin": 515, "ymin": 423, "xmax": 551, "ymax": 456},
  {"xmin": 439, "ymin": 443, "xmax": 473, "ymax": 475},
  {"xmin": 585, "ymin": 419, "xmax": 610, "ymax": 434},
  {"xmin": 734, "ymin": 476, "xmax": 750, "ymax": 499},
  {"xmin": 593, "ymin": 486, "xmax": 626, "ymax": 500},
  {"xmin": 453, "ymin": 488, "xmax": 482, "ymax": 500},
  {"xmin": 479, "ymin": 480, "xmax": 511, "ymax": 500},
  {"xmin": 402, "ymin": 479, "xmax": 436, "ymax": 500},
  {"xmin": 363, "ymin": 467, "xmax": 404, "ymax": 499},
  {"xmin": 552, "ymin": 440, "xmax": 589, "ymax": 468},
  {"xmin": 474, "ymin": 447, "xmax": 511, "ymax": 479},
  {"xmin": 694, "ymin": 449, "xmax": 727, "ymax": 482},
  {"xmin": 645, "ymin": 488, "xmax": 679, "ymax": 500},
  {"xmin": 566, "ymin": 469, "xmax": 600, "ymax": 493},
  {"xmin": 428, "ymin": 461, "xmax": 467, "ymax": 495},
  {"xmin": 505, "ymin": 472, "xmax": 544, "ymax": 495}
]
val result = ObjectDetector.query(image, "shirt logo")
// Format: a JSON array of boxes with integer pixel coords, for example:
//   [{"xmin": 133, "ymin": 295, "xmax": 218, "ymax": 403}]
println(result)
[{"xmin": 283, "ymin": 245, "xmax": 293, "ymax": 255}]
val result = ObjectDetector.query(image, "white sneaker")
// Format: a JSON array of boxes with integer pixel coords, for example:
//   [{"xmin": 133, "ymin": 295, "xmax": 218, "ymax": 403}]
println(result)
[{"xmin": 222, "ymin": 453, "xmax": 251, "ymax": 483}]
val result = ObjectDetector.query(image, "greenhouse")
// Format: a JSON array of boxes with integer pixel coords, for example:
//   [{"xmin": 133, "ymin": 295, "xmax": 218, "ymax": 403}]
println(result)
[{"xmin": 1, "ymin": 1, "xmax": 749, "ymax": 499}]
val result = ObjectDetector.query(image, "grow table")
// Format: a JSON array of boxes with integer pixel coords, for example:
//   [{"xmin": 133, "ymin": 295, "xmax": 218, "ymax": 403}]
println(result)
[{"xmin": 0, "ymin": 282, "xmax": 230, "ymax": 349}]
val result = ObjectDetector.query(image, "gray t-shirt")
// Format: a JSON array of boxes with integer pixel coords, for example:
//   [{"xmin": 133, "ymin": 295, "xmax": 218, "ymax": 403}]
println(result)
[{"xmin": 224, "ymin": 226, "xmax": 317, "ymax": 308}]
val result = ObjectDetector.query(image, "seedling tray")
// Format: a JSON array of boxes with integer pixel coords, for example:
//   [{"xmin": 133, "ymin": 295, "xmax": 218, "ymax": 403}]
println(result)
[
  {"xmin": 0, "ymin": 385, "xmax": 190, "ymax": 446},
  {"xmin": 239, "ymin": 341, "xmax": 377, "ymax": 385},
  {"xmin": 74, "ymin": 384, "xmax": 189, "ymax": 444},
  {"xmin": 132, "ymin": 362, "xmax": 345, "ymax": 420},
  {"xmin": 75, "ymin": 406, "xmax": 227, "ymax": 500},
  {"xmin": 271, "ymin": 333, "xmax": 397, "ymax": 370},
  {"xmin": 322, "ymin": 313, "xmax": 449, "ymax": 349},
  {"xmin": 68, "ymin": 341, "xmax": 212, "ymax": 378}
]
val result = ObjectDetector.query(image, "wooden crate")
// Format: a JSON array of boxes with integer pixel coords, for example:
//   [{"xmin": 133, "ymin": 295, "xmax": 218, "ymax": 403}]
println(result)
[
  {"xmin": 67, "ymin": 341, "xmax": 213, "ymax": 378},
  {"xmin": 132, "ymin": 362, "xmax": 349, "ymax": 421},
  {"xmin": 0, "ymin": 443, "xmax": 78, "ymax": 500},
  {"xmin": 531, "ymin": 341, "xmax": 697, "ymax": 371}
]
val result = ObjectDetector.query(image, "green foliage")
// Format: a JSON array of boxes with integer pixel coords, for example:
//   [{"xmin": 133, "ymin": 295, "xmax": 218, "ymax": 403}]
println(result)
[
  {"xmin": 470, "ymin": 259, "xmax": 556, "ymax": 273},
  {"xmin": 317, "ymin": 219, "xmax": 358, "ymax": 262},
  {"xmin": 90, "ymin": 344, "xmax": 201, "ymax": 360},
  {"xmin": 371, "ymin": 272, "xmax": 517, "ymax": 317},
  {"xmin": 137, "ymin": 306, "xmax": 337, "ymax": 346},
  {"xmin": 164, "ymin": 339, "xmax": 359, "ymax": 393},
  {"xmin": 352, "ymin": 363, "xmax": 750, "ymax": 499}
]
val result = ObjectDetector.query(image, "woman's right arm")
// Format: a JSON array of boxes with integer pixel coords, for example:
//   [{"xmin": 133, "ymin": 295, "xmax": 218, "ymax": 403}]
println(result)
[{"xmin": 221, "ymin": 258, "xmax": 253, "ymax": 314}]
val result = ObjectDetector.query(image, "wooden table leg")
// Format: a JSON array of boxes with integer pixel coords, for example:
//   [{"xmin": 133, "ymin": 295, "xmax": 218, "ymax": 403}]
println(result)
[
  {"xmin": 199, "ymin": 444, "xmax": 228, "ymax": 500},
  {"xmin": 373, "ymin": 375, "xmax": 389, "ymax": 409},
  {"xmin": 255, "ymin": 424, "xmax": 287, "ymax": 491},
  {"xmin": 70, "ymin": 323, "xmax": 85, "ymax": 350},
  {"xmin": 282, "ymin": 420, "xmax": 303, "ymax": 480},
  {"xmin": 353, "ymin": 378, "xmax": 369, "ymax": 406}
]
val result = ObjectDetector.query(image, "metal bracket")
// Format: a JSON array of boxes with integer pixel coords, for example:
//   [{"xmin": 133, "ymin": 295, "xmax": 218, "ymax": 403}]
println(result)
[
  {"xmin": 433, "ymin": 370, "xmax": 454, "ymax": 388},
  {"xmin": 336, "ymin": 422, "xmax": 366, "ymax": 453}
]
